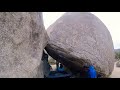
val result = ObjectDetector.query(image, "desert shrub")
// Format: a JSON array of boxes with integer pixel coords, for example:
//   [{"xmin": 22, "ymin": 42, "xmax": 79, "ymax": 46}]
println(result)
[
  {"xmin": 115, "ymin": 52, "xmax": 120, "ymax": 59},
  {"xmin": 116, "ymin": 61, "xmax": 120, "ymax": 67}
]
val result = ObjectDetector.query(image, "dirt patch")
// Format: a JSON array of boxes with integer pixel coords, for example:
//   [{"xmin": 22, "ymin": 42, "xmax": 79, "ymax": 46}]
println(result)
[{"xmin": 110, "ymin": 61, "xmax": 120, "ymax": 78}]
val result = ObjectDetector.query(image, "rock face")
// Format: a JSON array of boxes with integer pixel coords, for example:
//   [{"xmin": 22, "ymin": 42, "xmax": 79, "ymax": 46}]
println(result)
[
  {"xmin": 0, "ymin": 12, "xmax": 48, "ymax": 78},
  {"xmin": 45, "ymin": 12, "xmax": 115, "ymax": 77}
]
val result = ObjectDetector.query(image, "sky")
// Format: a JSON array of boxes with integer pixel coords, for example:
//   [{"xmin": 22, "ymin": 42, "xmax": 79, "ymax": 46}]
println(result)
[{"xmin": 43, "ymin": 12, "xmax": 120, "ymax": 49}]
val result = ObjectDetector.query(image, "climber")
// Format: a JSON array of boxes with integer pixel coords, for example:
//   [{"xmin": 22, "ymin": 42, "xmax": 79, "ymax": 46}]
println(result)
[
  {"xmin": 57, "ymin": 63, "xmax": 65, "ymax": 72},
  {"xmin": 83, "ymin": 64, "xmax": 97, "ymax": 78},
  {"xmin": 88, "ymin": 65, "xmax": 97, "ymax": 78}
]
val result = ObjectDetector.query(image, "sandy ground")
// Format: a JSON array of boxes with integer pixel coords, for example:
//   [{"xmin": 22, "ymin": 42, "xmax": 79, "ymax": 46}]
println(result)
[
  {"xmin": 51, "ymin": 62, "xmax": 120, "ymax": 78},
  {"xmin": 110, "ymin": 62, "xmax": 120, "ymax": 78}
]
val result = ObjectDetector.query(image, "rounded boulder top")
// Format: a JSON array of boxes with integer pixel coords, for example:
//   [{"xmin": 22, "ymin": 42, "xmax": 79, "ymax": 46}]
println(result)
[{"xmin": 45, "ymin": 12, "xmax": 115, "ymax": 77}]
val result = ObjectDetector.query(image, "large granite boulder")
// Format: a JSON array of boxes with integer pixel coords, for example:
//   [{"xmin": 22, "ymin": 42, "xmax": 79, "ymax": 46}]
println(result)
[
  {"xmin": 45, "ymin": 12, "xmax": 115, "ymax": 77},
  {"xmin": 0, "ymin": 12, "xmax": 48, "ymax": 78}
]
